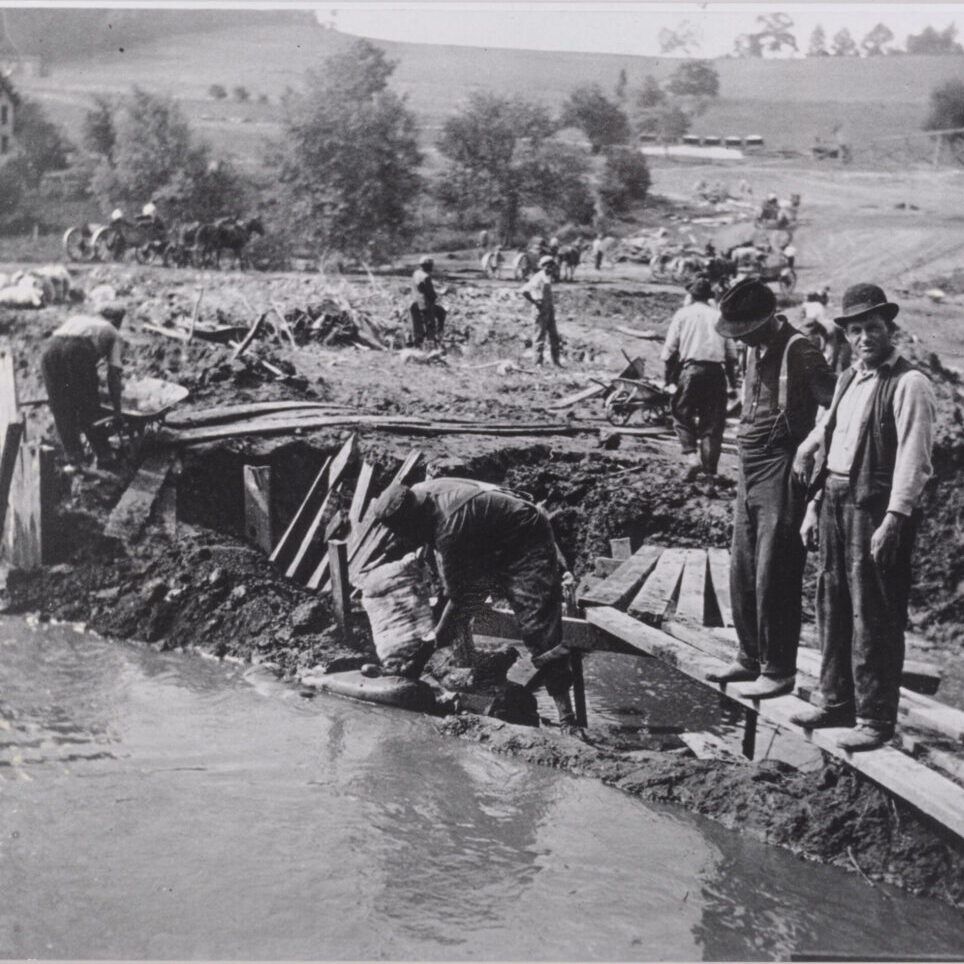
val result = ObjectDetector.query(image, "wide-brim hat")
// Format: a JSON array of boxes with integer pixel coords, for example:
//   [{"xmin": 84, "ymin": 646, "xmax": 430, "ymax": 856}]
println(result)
[
  {"xmin": 418, "ymin": 255, "xmax": 434, "ymax": 267},
  {"xmin": 539, "ymin": 255, "xmax": 555, "ymax": 268},
  {"xmin": 716, "ymin": 278, "xmax": 776, "ymax": 338},
  {"xmin": 834, "ymin": 283, "xmax": 899, "ymax": 327}
]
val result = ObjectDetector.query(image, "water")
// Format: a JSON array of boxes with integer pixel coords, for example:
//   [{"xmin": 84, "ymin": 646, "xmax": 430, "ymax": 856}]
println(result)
[{"xmin": 1, "ymin": 617, "xmax": 963, "ymax": 961}]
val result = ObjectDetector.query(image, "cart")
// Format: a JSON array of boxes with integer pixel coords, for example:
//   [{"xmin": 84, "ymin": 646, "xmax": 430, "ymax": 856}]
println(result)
[
  {"xmin": 600, "ymin": 376, "xmax": 671, "ymax": 426},
  {"xmin": 97, "ymin": 377, "xmax": 189, "ymax": 460}
]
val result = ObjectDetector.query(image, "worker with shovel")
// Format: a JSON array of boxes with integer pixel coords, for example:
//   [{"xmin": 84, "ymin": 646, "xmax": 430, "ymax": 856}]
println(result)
[{"xmin": 370, "ymin": 478, "xmax": 579, "ymax": 728}]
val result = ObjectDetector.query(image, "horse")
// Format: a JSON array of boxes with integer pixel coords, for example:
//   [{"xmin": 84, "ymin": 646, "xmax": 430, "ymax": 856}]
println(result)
[
  {"xmin": 557, "ymin": 240, "xmax": 586, "ymax": 282},
  {"xmin": 197, "ymin": 216, "xmax": 266, "ymax": 269}
]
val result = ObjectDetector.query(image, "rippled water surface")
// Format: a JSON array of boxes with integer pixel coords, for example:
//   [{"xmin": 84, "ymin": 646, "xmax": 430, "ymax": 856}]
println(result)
[{"xmin": 1, "ymin": 618, "xmax": 962, "ymax": 960}]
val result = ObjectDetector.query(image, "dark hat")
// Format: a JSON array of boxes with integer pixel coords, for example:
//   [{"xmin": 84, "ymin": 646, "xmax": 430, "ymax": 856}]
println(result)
[
  {"xmin": 686, "ymin": 276, "xmax": 713, "ymax": 302},
  {"xmin": 716, "ymin": 278, "xmax": 776, "ymax": 338},
  {"xmin": 98, "ymin": 301, "xmax": 126, "ymax": 324},
  {"xmin": 371, "ymin": 483, "xmax": 415, "ymax": 527},
  {"xmin": 834, "ymin": 283, "xmax": 899, "ymax": 327}
]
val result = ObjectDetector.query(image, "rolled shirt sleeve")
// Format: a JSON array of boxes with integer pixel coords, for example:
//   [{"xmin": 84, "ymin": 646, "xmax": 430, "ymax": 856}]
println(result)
[{"xmin": 888, "ymin": 370, "xmax": 936, "ymax": 516}]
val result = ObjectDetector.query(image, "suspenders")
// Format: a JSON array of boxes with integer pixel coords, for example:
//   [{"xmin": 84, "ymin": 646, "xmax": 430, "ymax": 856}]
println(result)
[{"xmin": 745, "ymin": 331, "xmax": 805, "ymax": 421}]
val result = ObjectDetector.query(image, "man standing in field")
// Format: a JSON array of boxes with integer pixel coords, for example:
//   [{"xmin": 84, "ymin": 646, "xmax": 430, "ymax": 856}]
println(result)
[
  {"xmin": 791, "ymin": 284, "xmax": 936, "ymax": 751},
  {"xmin": 41, "ymin": 303, "xmax": 126, "ymax": 469},
  {"xmin": 661, "ymin": 277, "xmax": 739, "ymax": 480},
  {"xmin": 410, "ymin": 255, "xmax": 446, "ymax": 348},
  {"xmin": 706, "ymin": 279, "xmax": 836, "ymax": 698},
  {"xmin": 521, "ymin": 255, "xmax": 563, "ymax": 367}
]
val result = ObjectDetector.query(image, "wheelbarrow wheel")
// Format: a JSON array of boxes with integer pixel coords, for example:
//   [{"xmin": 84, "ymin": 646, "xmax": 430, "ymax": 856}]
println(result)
[{"xmin": 604, "ymin": 391, "xmax": 633, "ymax": 426}]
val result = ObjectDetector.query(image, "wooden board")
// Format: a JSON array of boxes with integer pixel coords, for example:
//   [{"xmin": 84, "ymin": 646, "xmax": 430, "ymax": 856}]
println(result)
[
  {"xmin": 627, "ymin": 547, "xmax": 688, "ymax": 625},
  {"xmin": 610, "ymin": 537, "xmax": 632, "ymax": 561},
  {"xmin": 579, "ymin": 545, "xmax": 662, "ymax": 609},
  {"xmin": 675, "ymin": 549, "xmax": 707, "ymax": 624},
  {"xmin": 167, "ymin": 402, "xmax": 350, "ymax": 429},
  {"xmin": 594, "ymin": 557, "xmax": 622, "ymax": 577},
  {"xmin": 300, "ymin": 669, "xmax": 436, "ymax": 714},
  {"xmin": 243, "ymin": 465, "xmax": 273, "ymax": 553},
  {"xmin": 547, "ymin": 383, "xmax": 605, "ymax": 411},
  {"xmin": 3, "ymin": 442, "xmax": 53, "ymax": 569},
  {"xmin": 707, "ymin": 547, "xmax": 733, "ymax": 627},
  {"xmin": 104, "ymin": 451, "xmax": 176, "ymax": 542},
  {"xmin": 269, "ymin": 456, "xmax": 332, "ymax": 568},
  {"xmin": 0, "ymin": 420, "xmax": 24, "ymax": 539},
  {"xmin": 585, "ymin": 606, "xmax": 964, "ymax": 842},
  {"xmin": 348, "ymin": 461, "xmax": 374, "ymax": 526},
  {"xmin": 0, "ymin": 341, "xmax": 18, "ymax": 436}
]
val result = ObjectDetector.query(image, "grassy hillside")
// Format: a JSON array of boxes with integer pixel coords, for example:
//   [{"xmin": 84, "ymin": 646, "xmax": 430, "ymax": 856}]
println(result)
[{"xmin": 12, "ymin": 19, "xmax": 962, "ymax": 166}]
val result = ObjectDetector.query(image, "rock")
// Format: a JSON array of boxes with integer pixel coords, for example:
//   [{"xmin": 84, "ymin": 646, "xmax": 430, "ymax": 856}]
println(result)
[
  {"xmin": 207, "ymin": 567, "xmax": 226, "ymax": 587},
  {"xmin": 93, "ymin": 586, "xmax": 120, "ymax": 602},
  {"xmin": 290, "ymin": 599, "xmax": 327, "ymax": 634},
  {"xmin": 229, "ymin": 585, "xmax": 248, "ymax": 602},
  {"xmin": 140, "ymin": 578, "xmax": 168, "ymax": 603}
]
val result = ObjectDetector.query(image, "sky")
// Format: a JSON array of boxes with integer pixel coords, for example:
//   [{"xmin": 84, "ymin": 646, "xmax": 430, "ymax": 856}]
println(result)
[{"xmin": 321, "ymin": 2, "xmax": 964, "ymax": 57}]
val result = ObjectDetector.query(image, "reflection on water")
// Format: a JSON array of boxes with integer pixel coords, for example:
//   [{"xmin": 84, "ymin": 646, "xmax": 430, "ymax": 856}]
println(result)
[{"xmin": 0, "ymin": 617, "xmax": 962, "ymax": 961}]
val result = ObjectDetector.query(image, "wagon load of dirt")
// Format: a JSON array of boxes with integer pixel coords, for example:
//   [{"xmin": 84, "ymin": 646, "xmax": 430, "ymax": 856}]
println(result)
[{"xmin": 359, "ymin": 552, "xmax": 436, "ymax": 676}]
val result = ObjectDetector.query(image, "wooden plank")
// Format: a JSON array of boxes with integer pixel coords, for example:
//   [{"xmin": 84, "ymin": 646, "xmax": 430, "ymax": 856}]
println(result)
[
  {"xmin": 627, "ymin": 547, "xmax": 688, "ymax": 625},
  {"xmin": 579, "ymin": 545, "xmax": 663, "ymax": 609},
  {"xmin": 328, "ymin": 540, "xmax": 351, "ymax": 644},
  {"xmin": 675, "ymin": 549, "xmax": 707, "ymax": 624},
  {"xmin": 707, "ymin": 547, "xmax": 733, "ymax": 627},
  {"xmin": 348, "ymin": 461, "xmax": 374, "ymax": 526},
  {"xmin": 268, "ymin": 457, "xmax": 332, "ymax": 567},
  {"xmin": 243, "ymin": 465, "xmax": 273, "ymax": 553},
  {"xmin": 594, "ymin": 556, "xmax": 622, "ymax": 577},
  {"xmin": 585, "ymin": 606, "xmax": 964, "ymax": 842},
  {"xmin": 300, "ymin": 511, "xmax": 345, "ymax": 591},
  {"xmin": 166, "ymin": 402, "xmax": 350, "ymax": 429},
  {"xmin": 547, "ymin": 383, "xmax": 605, "ymax": 410},
  {"xmin": 0, "ymin": 420, "xmax": 24, "ymax": 540},
  {"xmin": 609, "ymin": 537, "xmax": 632, "ymax": 561},
  {"xmin": 230, "ymin": 311, "xmax": 267, "ymax": 359},
  {"xmin": 0, "ymin": 342, "xmax": 19, "ymax": 435},
  {"xmin": 680, "ymin": 731, "xmax": 743, "ymax": 762},
  {"xmin": 284, "ymin": 435, "xmax": 357, "ymax": 581},
  {"xmin": 104, "ymin": 451, "xmax": 176, "ymax": 542},
  {"xmin": 3, "ymin": 442, "xmax": 53, "ymax": 569}
]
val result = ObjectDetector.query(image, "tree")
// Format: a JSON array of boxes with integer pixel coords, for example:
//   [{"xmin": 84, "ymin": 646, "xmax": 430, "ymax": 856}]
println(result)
[
  {"xmin": 861, "ymin": 23, "xmax": 894, "ymax": 56},
  {"xmin": 635, "ymin": 102, "xmax": 690, "ymax": 141},
  {"xmin": 598, "ymin": 147, "xmax": 650, "ymax": 215},
  {"xmin": 559, "ymin": 85, "xmax": 630, "ymax": 153},
  {"xmin": 208, "ymin": 84, "xmax": 227, "ymax": 100},
  {"xmin": 808, "ymin": 25, "xmax": 828, "ymax": 56},
  {"xmin": 82, "ymin": 95, "xmax": 116, "ymax": 163},
  {"xmin": 634, "ymin": 76, "xmax": 666, "ymax": 111},
  {"xmin": 232, "ymin": 86, "xmax": 250, "ymax": 103},
  {"xmin": 437, "ymin": 92, "xmax": 580, "ymax": 239},
  {"xmin": 615, "ymin": 68, "xmax": 628, "ymax": 102},
  {"xmin": 13, "ymin": 98, "xmax": 72, "ymax": 186},
  {"xmin": 658, "ymin": 20, "xmax": 700, "ymax": 55},
  {"xmin": 666, "ymin": 60, "xmax": 719, "ymax": 98},
  {"xmin": 277, "ymin": 39, "xmax": 422, "ymax": 261},
  {"xmin": 924, "ymin": 78, "xmax": 964, "ymax": 135},
  {"xmin": 906, "ymin": 24, "xmax": 964, "ymax": 55},
  {"xmin": 831, "ymin": 28, "xmax": 859, "ymax": 57},
  {"xmin": 734, "ymin": 12, "xmax": 797, "ymax": 57}
]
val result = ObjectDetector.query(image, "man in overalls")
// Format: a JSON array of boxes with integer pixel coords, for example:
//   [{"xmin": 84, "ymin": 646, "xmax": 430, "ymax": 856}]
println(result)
[
  {"xmin": 706, "ymin": 280, "xmax": 836, "ymax": 698},
  {"xmin": 371, "ymin": 478, "xmax": 577, "ymax": 727}
]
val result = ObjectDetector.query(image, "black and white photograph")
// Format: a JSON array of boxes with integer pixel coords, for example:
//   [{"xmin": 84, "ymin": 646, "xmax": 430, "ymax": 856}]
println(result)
[{"xmin": 0, "ymin": 1, "xmax": 963, "ymax": 959}]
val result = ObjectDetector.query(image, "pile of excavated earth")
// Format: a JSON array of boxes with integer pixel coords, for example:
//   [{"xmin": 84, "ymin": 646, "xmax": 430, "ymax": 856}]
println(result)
[{"xmin": 2, "ymin": 256, "xmax": 964, "ymax": 906}]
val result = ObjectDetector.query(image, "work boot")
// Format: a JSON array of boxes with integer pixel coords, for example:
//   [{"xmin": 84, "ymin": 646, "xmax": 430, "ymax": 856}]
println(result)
[
  {"xmin": 837, "ymin": 723, "xmax": 894, "ymax": 752},
  {"xmin": 738, "ymin": 675, "xmax": 795, "ymax": 699},
  {"xmin": 553, "ymin": 690, "xmax": 576, "ymax": 728},
  {"xmin": 790, "ymin": 704, "xmax": 855, "ymax": 729},
  {"xmin": 683, "ymin": 452, "xmax": 701, "ymax": 481},
  {"xmin": 706, "ymin": 662, "xmax": 758, "ymax": 684},
  {"xmin": 700, "ymin": 437, "xmax": 720, "ymax": 476}
]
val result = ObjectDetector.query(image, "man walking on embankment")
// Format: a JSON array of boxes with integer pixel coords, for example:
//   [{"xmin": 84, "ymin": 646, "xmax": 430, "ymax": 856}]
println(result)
[
  {"xmin": 705, "ymin": 279, "xmax": 836, "ymax": 699},
  {"xmin": 41, "ymin": 302, "xmax": 126, "ymax": 469},
  {"xmin": 791, "ymin": 284, "xmax": 936, "ymax": 751},
  {"xmin": 661, "ymin": 276, "xmax": 739, "ymax": 480},
  {"xmin": 371, "ymin": 478, "xmax": 578, "ymax": 728}
]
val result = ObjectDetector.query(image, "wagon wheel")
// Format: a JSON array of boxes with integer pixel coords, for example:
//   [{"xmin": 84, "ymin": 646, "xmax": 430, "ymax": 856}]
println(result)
[
  {"xmin": 603, "ymin": 389, "xmax": 634, "ymax": 426},
  {"xmin": 63, "ymin": 226, "xmax": 94, "ymax": 262},
  {"xmin": 134, "ymin": 242, "xmax": 155, "ymax": 265},
  {"xmin": 92, "ymin": 226, "xmax": 119, "ymax": 262}
]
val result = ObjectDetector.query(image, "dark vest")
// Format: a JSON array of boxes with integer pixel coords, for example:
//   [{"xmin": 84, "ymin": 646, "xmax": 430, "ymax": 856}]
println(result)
[{"xmin": 813, "ymin": 355, "xmax": 916, "ymax": 506}]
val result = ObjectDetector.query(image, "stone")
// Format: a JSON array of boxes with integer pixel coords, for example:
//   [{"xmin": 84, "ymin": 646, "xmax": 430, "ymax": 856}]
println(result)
[{"xmin": 290, "ymin": 599, "xmax": 327, "ymax": 634}]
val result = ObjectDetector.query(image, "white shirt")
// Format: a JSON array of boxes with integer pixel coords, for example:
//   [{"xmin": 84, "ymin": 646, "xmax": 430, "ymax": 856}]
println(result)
[
  {"xmin": 521, "ymin": 270, "xmax": 553, "ymax": 313},
  {"xmin": 53, "ymin": 315, "xmax": 124, "ymax": 368},
  {"xmin": 661, "ymin": 301, "xmax": 737, "ymax": 365}
]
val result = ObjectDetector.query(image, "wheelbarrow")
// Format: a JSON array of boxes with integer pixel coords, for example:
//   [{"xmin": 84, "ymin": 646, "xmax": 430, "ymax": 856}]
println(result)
[
  {"xmin": 595, "ymin": 375, "xmax": 671, "ymax": 426},
  {"xmin": 96, "ymin": 377, "xmax": 189, "ymax": 460}
]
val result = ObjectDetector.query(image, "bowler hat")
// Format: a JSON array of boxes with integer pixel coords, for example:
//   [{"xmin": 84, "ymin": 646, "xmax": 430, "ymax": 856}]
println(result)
[
  {"xmin": 686, "ymin": 276, "xmax": 713, "ymax": 302},
  {"xmin": 834, "ymin": 283, "xmax": 899, "ymax": 327},
  {"xmin": 716, "ymin": 278, "xmax": 776, "ymax": 338}
]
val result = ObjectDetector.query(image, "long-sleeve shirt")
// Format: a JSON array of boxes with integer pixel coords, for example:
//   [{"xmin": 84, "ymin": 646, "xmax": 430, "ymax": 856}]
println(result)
[
  {"xmin": 801, "ymin": 350, "xmax": 936, "ymax": 515},
  {"xmin": 661, "ymin": 301, "xmax": 738, "ymax": 366}
]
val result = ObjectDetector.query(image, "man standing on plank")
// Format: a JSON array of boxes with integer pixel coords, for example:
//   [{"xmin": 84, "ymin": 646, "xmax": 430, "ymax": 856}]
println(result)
[
  {"xmin": 705, "ymin": 279, "xmax": 835, "ymax": 698},
  {"xmin": 371, "ymin": 478, "xmax": 578, "ymax": 728},
  {"xmin": 41, "ymin": 302, "xmax": 126, "ymax": 469},
  {"xmin": 791, "ymin": 284, "xmax": 936, "ymax": 751},
  {"xmin": 661, "ymin": 276, "xmax": 739, "ymax": 480}
]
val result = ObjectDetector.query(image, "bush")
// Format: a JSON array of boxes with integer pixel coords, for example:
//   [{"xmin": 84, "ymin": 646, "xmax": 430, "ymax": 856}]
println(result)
[
  {"xmin": 924, "ymin": 79, "xmax": 964, "ymax": 134},
  {"xmin": 208, "ymin": 84, "xmax": 227, "ymax": 100},
  {"xmin": 598, "ymin": 148, "xmax": 651, "ymax": 215},
  {"xmin": 666, "ymin": 61, "xmax": 720, "ymax": 98},
  {"xmin": 560, "ymin": 85, "xmax": 630, "ymax": 153},
  {"xmin": 233, "ymin": 86, "xmax": 250, "ymax": 103}
]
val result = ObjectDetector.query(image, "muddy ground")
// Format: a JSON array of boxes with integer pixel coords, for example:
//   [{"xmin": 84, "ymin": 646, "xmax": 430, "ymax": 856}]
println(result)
[{"xmin": 2, "ymin": 171, "xmax": 964, "ymax": 906}]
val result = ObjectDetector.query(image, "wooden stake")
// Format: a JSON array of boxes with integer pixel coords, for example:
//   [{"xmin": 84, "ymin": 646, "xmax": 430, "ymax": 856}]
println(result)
[
  {"xmin": 741, "ymin": 708, "xmax": 758, "ymax": 760},
  {"xmin": 269, "ymin": 457, "xmax": 332, "ymax": 566},
  {"xmin": 0, "ymin": 419, "xmax": 24, "ymax": 540},
  {"xmin": 571, "ymin": 652, "xmax": 587, "ymax": 727},
  {"xmin": 243, "ymin": 465, "xmax": 274, "ymax": 553},
  {"xmin": 187, "ymin": 286, "xmax": 204, "ymax": 343},
  {"xmin": 328, "ymin": 539, "xmax": 351, "ymax": 643},
  {"xmin": 230, "ymin": 312, "xmax": 267, "ymax": 360}
]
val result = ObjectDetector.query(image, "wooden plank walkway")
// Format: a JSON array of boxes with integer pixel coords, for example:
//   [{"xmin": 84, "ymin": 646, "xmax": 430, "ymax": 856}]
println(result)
[
  {"xmin": 104, "ymin": 451, "xmax": 176, "ymax": 542},
  {"xmin": 578, "ymin": 545, "xmax": 662, "ymax": 609},
  {"xmin": 627, "ymin": 546, "xmax": 687, "ymax": 624}
]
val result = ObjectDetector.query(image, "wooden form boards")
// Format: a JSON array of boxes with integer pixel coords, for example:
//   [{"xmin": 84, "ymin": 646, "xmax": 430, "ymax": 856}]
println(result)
[
  {"xmin": 675, "ymin": 549, "xmax": 708, "ymax": 624},
  {"xmin": 627, "ymin": 546, "xmax": 688, "ymax": 625},
  {"xmin": 585, "ymin": 605, "xmax": 964, "ymax": 842},
  {"xmin": 104, "ymin": 452, "xmax": 177, "ymax": 542},
  {"xmin": 579, "ymin": 545, "xmax": 662, "ymax": 609},
  {"xmin": 243, "ymin": 465, "xmax": 274, "ymax": 554}
]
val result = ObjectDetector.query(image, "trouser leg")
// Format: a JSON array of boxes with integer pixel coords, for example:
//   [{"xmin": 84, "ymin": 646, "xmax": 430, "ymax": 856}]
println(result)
[
  {"xmin": 816, "ymin": 478, "xmax": 855, "ymax": 710},
  {"xmin": 546, "ymin": 315, "xmax": 561, "ymax": 365},
  {"xmin": 42, "ymin": 343, "xmax": 85, "ymax": 463},
  {"xmin": 695, "ymin": 365, "xmax": 726, "ymax": 473},
  {"xmin": 671, "ymin": 366, "xmax": 699, "ymax": 454},
  {"xmin": 729, "ymin": 472, "xmax": 761, "ymax": 673},
  {"xmin": 848, "ymin": 497, "xmax": 915, "ymax": 729},
  {"xmin": 410, "ymin": 303, "xmax": 425, "ymax": 347}
]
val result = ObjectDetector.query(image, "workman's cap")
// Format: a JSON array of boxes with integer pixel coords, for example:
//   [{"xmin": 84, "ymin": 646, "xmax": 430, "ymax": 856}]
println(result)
[
  {"xmin": 716, "ymin": 278, "xmax": 776, "ymax": 338},
  {"xmin": 539, "ymin": 255, "xmax": 555, "ymax": 268},
  {"xmin": 371, "ymin": 483, "xmax": 416, "ymax": 527},
  {"xmin": 98, "ymin": 301, "xmax": 127, "ymax": 324},
  {"xmin": 686, "ymin": 277, "xmax": 713, "ymax": 302},
  {"xmin": 419, "ymin": 255, "xmax": 434, "ymax": 267},
  {"xmin": 833, "ymin": 283, "xmax": 899, "ymax": 327}
]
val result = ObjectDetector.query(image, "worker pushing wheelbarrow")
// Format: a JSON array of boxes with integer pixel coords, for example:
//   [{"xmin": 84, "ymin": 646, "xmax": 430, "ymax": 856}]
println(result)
[
  {"xmin": 594, "ymin": 353, "xmax": 672, "ymax": 426},
  {"xmin": 95, "ymin": 376, "xmax": 189, "ymax": 463}
]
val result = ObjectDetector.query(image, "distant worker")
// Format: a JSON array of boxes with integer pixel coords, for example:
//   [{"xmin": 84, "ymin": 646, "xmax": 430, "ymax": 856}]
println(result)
[
  {"xmin": 521, "ymin": 255, "xmax": 562, "ymax": 367},
  {"xmin": 41, "ymin": 303, "xmax": 126, "ymax": 469},
  {"xmin": 371, "ymin": 478, "xmax": 579, "ymax": 729},
  {"xmin": 760, "ymin": 193, "xmax": 779, "ymax": 222},
  {"xmin": 661, "ymin": 277, "xmax": 739, "ymax": 480},
  {"xmin": 705, "ymin": 279, "xmax": 835, "ymax": 698},
  {"xmin": 791, "ymin": 284, "xmax": 936, "ymax": 751},
  {"xmin": 410, "ymin": 255, "xmax": 446, "ymax": 349},
  {"xmin": 592, "ymin": 234, "xmax": 605, "ymax": 271},
  {"xmin": 109, "ymin": 208, "xmax": 124, "ymax": 224},
  {"xmin": 803, "ymin": 288, "xmax": 851, "ymax": 373}
]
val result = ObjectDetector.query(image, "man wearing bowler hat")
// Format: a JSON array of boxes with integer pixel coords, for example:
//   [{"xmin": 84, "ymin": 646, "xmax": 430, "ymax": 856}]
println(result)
[
  {"xmin": 706, "ymin": 279, "xmax": 835, "ymax": 698},
  {"xmin": 790, "ymin": 284, "xmax": 936, "ymax": 750}
]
